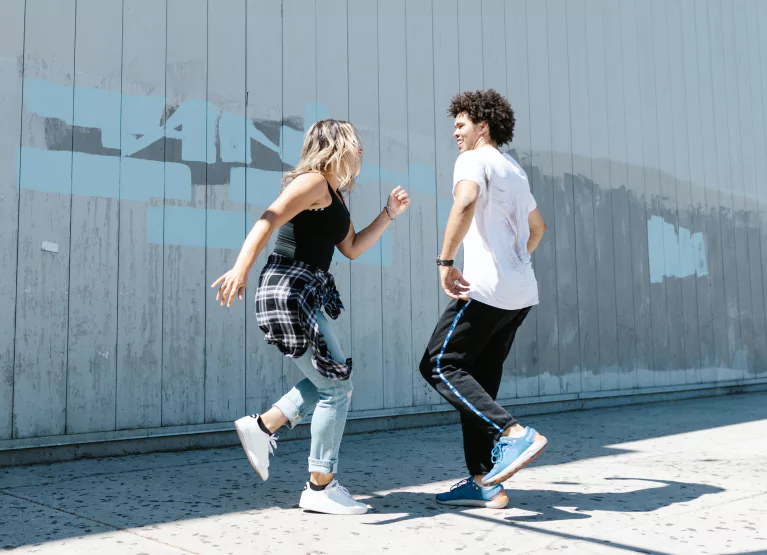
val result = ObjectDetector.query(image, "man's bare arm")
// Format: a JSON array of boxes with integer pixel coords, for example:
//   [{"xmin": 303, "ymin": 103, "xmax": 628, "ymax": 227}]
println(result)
[
  {"xmin": 440, "ymin": 180, "xmax": 480, "ymax": 260},
  {"xmin": 527, "ymin": 207, "xmax": 546, "ymax": 254}
]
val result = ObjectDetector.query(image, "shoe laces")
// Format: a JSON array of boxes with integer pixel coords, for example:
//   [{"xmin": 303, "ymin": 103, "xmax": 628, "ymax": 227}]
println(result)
[
  {"xmin": 267, "ymin": 434, "xmax": 279, "ymax": 456},
  {"xmin": 250, "ymin": 414, "xmax": 279, "ymax": 455},
  {"xmin": 491, "ymin": 439, "xmax": 516, "ymax": 464},
  {"xmin": 450, "ymin": 477, "xmax": 475, "ymax": 491},
  {"xmin": 329, "ymin": 480, "xmax": 353, "ymax": 499}
]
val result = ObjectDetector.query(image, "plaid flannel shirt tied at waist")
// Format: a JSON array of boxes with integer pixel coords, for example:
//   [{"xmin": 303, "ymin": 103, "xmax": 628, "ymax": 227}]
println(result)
[{"xmin": 255, "ymin": 253, "xmax": 352, "ymax": 380}]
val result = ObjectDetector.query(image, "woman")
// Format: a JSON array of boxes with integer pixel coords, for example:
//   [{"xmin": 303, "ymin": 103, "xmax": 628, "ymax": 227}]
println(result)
[{"xmin": 212, "ymin": 120, "xmax": 410, "ymax": 515}]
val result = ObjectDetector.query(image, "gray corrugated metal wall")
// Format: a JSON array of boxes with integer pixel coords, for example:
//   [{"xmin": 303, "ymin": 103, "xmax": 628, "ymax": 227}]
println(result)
[{"xmin": 2, "ymin": 0, "xmax": 766, "ymax": 450}]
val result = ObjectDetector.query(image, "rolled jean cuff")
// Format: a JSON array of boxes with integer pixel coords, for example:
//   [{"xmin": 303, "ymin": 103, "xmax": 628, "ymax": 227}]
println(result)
[
  {"xmin": 493, "ymin": 416, "xmax": 518, "ymax": 442},
  {"xmin": 273, "ymin": 398, "xmax": 303, "ymax": 430},
  {"xmin": 308, "ymin": 457, "xmax": 337, "ymax": 474}
]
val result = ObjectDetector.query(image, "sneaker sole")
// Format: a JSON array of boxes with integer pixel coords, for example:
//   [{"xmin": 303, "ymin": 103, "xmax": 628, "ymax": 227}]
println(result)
[
  {"xmin": 436, "ymin": 494, "xmax": 509, "ymax": 509},
  {"xmin": 234, "ymin": 420, "xmax": 267, "ymax": 481},
  {"xmin": 482, "ymin": 436, "xmax": 548, "ymax": 487},
  {"xmin": 299, "ymin": 501, "xmax": 369, "ymax": 515}
]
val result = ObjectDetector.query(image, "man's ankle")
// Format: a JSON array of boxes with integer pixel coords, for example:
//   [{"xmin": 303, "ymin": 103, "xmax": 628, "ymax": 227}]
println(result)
[
  {"xmin": 502, "ymin": 424, "xmax": 526, "ymax": 437},
  {"xmin": 473, "ymin": 474, "xmax": 487, "ymax": 485}
]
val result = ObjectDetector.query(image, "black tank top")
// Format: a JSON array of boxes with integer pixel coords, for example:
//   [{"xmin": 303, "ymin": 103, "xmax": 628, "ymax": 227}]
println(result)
[{"xmin": 273, "ymin": 178, "xmax": 351, "ymax": 272}]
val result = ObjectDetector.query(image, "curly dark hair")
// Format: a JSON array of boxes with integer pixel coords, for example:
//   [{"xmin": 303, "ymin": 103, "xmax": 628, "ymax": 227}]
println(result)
[{"xmin": 448, "ymin": 89, "xmax": 515, "ymax": 147}]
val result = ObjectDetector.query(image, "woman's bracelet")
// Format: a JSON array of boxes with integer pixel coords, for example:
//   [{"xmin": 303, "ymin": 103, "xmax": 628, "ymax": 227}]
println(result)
[{"xmin": 383, "ymin": 205, "xmax": 397, "ymax": 221}]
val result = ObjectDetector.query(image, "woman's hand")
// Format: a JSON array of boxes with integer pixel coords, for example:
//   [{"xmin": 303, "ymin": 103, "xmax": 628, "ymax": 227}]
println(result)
[
  {"xmin": 211, "ymin": 266, "xmax": 249, "ymax": 308},
  {"xmin": 387, "ymin": 186, "xmax": 411, "ymax": 217}
]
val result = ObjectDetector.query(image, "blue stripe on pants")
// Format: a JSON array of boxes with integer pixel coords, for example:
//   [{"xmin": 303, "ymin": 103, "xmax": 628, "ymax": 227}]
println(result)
[{"xmin": 435, "ymin": 300, "xmax": 505, "ymax": 434}]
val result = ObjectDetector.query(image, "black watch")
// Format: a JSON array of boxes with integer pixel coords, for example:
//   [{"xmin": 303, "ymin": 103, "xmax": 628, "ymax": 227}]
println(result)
[{"xmin": 436, "ymin": 258, "xmax": 454, "ymax": 267}]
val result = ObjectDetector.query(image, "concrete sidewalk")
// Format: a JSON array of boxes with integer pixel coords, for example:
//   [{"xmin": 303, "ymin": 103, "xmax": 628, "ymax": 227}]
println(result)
[{"xmin": 1, "ymin": 393, "xmax": 765, "ymax": 555}]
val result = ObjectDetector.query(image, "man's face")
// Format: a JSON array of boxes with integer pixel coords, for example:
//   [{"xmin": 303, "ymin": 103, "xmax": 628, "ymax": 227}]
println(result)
[{"xmin": 453, "ymin": 112, "xmax": 482, "ymax": 153}]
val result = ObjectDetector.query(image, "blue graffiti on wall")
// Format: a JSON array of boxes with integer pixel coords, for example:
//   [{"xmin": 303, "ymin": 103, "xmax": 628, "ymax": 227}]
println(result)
[
  {"xmin": 647, "ymin": 215, "xmax": 709, "ymax": 283},
  {"xmin": 18, "ymin": 79, "xmax": 443, "ymax": 266},
  {"xmin": 20, "ymin": 80, "xmax": 706, "ymax": 281}
]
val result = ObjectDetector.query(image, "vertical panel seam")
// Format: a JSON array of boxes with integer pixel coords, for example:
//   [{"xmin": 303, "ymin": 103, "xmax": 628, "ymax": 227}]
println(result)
[
  {"xmin": 737, "ymin": 0, "xmax": 762, "ymax": 378},
  {"xmin": 161, "ymin": 0, "xmax": 169, "ymax": 426},
  {"xmin": 599, "ymin": 1, "xmax": 620, "ymax": 385},
  {"xmin": 602, "ymin": 0, "xmax": 636, "ymax": 389},
  {"xmin": 675, "ymin": 0, "xmax": 701, "ymax": 378},
  {"xmin": 543, "ymin": 0, "xmax": 561, "ymax": 393},
  {"xmin": 722, "ymin": 0, "xmax": 746, "ymax": 366},
  {"xmin": 583, "ymin": 0, "xmax": 602, "ymax": 387},
  {"xmin": 404, "ymin": 0, "xmax": 413, "ymax": 407},
  {"xmin": 751, "ymin": 0, "xmax": 767, "ymax": 375},
  {"xmin": 404, "ymin": 0, "xmax": 415, "ymax": 407},
  {"xmin": 430, "ymin": 0, "xmax": 438, "ymax": 324},
  {"xmin": 713, "ymin": 0, "xmax": 740, "ymax": 365},
  {"xmin": 700, "ymin": 0, "xmax": 723, "ymax": 368},
  {"xmin": 243, "ymin": 0, "xmax": 248, "ymax": 416},
  {"xmin": 563, "ymin": 0, "xmax": 583, "ymax": 393},
  {"xmin": 480, "ymin": 1, "xmax": 485, "ymax": 89},
  {"xmin": 708, "ymin": 0, "xmax": 733, "ymax": 370},
  {"xmin": 115, "ymin": 0, "xmax": 125, "ymax": 430},
  {"xmin": 650, "ymin": 0, "xmax": 668, "ymax": 376},
  {"xmin": 375, "ymin": 0, "xmax": 391, "ymax": 406},
  {"xmin": 456, "ymin": 0, "xmax": 460, "ymax": 90},
  {"xmin": 280, "ymin": 0, "xmax": 286, "ymax": 396},
  {"xmin": 345, "ymin": 0, "xmax": 353, "ymax": 385},
  {"xmin": 523, "ymin": 0, "xmax": 538, "ymax": 390},
  {"xmin": 11, "ymin": 0, "xmax": 29, "ymax": 440},
  {"xmin": 501, "ymin": 0, "xmax": 516, "ymax": 390},
  {"xmin": 203, "ymin": 0, "xmax": 209, "ymax": 422},
  {"xmin": 729, "ymin": 0, "xmax": 754, "ymax": 373},
  {"xmin": 660, "ymin": 0, "xmax": 687, "ymax": 376},
  {"xmin": 617, "ymin": 0, "xmax": 638, "ymax": 382},
  {"xmin": 640, "ymin": 0, "xmax": 659, "ymax": 374},
  {"xmin": 64, "ymin": 0, "xmax": 79, "ymax": 435},
  {"xmin": 692, "ymin": 0, "xmax": 714, "ymax": 372}
]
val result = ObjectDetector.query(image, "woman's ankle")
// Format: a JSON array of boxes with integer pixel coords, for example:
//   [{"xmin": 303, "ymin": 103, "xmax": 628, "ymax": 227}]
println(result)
[
  {"xmin": 260, "ymin": 408, "xmax": 288, "ymax": 433},
  {"xmin": 310, "ymin": 472, "xmax": 334, "ymax": 487}
]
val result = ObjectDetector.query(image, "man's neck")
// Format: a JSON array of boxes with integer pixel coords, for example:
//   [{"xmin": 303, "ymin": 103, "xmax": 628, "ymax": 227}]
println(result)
[{"xmin": 471, "ymin": 139, "xmax": 498, "ymax": 151}]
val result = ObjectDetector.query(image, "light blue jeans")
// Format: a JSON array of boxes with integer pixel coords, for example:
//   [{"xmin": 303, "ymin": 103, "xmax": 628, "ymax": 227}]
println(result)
[{"xmin": 273, "ymin": 311, "xmax": 353, "ymax": 474}]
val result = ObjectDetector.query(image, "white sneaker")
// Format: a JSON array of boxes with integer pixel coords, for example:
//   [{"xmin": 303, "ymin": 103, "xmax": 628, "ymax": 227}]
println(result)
[
  {"xmin": 298, "ymin": 480, "xmax": 369, "ymax": 515},
  {"xmin": 234, "ymin": 414, "xmax": 278, "ymax": 481}
]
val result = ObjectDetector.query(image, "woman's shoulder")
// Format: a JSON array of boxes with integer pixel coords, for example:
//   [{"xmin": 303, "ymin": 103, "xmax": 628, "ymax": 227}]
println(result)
[{"xmin": 283, "ymin": 171, "xmax": 329, "ymax": 194}]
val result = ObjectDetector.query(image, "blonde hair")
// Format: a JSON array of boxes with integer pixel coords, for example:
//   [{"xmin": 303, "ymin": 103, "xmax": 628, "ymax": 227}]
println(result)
[{"xmin": 281, "ymin": 119, "xmax": 363, "ymax": 195}]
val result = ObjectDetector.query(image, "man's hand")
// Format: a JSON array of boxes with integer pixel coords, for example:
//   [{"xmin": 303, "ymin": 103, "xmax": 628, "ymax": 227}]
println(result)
[{"xmin": 440, "ymin": 265, "xmax": 471, "ymax": 300}]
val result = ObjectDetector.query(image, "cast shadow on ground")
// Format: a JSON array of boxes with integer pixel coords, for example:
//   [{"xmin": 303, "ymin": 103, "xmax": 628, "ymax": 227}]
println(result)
[
  {"xmin": 364, "ymin": 478, "xmax": 725, "ymax": 555},
  {"xmin": 0, "ymin": 392, "xmax": 761, "ymax": 550},
  {"xmin": 365, "ymin": 477, "xmax": 724, "ymax": 525}
]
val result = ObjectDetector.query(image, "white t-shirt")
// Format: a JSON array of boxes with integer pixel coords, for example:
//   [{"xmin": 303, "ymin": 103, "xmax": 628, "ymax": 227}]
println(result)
[{"xmin": 452, "ymin": 147, "xmax": 539, "ymax": 310}]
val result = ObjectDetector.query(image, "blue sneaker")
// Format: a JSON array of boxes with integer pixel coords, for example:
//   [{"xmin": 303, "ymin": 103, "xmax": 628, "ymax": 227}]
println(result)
[
  {"xmin": 436, "ymin": 477, "xmax": 509, "ymax": 508},
  {"xmin": 482, "ymin": 427, "xmax": 548, "ymax": 486}
]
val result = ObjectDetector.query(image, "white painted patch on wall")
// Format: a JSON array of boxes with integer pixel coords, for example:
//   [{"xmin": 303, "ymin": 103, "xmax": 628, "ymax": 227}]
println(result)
[
  {"xmin": 647, "ymin": 215, "xmax": 708, "ymax": 283},
  {"xmin": 41, "ymin": 241, "xmax": 59, "ymax": 253}
]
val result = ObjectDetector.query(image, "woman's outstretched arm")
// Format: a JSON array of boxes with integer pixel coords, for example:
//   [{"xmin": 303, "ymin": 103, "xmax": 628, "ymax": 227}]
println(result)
[
  {"xmin": 211, "ymin": 173, "xmax": 328, "ymax": 307},
  {"xmin": 335, "ymin": 186, "xmax": 410, "ymax": 260}
]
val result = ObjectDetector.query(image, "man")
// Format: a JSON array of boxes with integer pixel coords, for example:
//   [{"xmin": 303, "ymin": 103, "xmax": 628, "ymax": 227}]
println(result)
[{"xmin": 420, "ymin": 89, "xmax": 548, "ymax": 508}]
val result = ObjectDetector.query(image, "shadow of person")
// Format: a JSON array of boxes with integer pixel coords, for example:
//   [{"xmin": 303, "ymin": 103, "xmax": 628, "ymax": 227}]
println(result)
[
  {"xmin": 504, "ymin": 477, "xmax": 724, "ymax": 522},
  {"xmin": 363, "ymin": 477, "xmax": 724, "ymax": 526}
]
